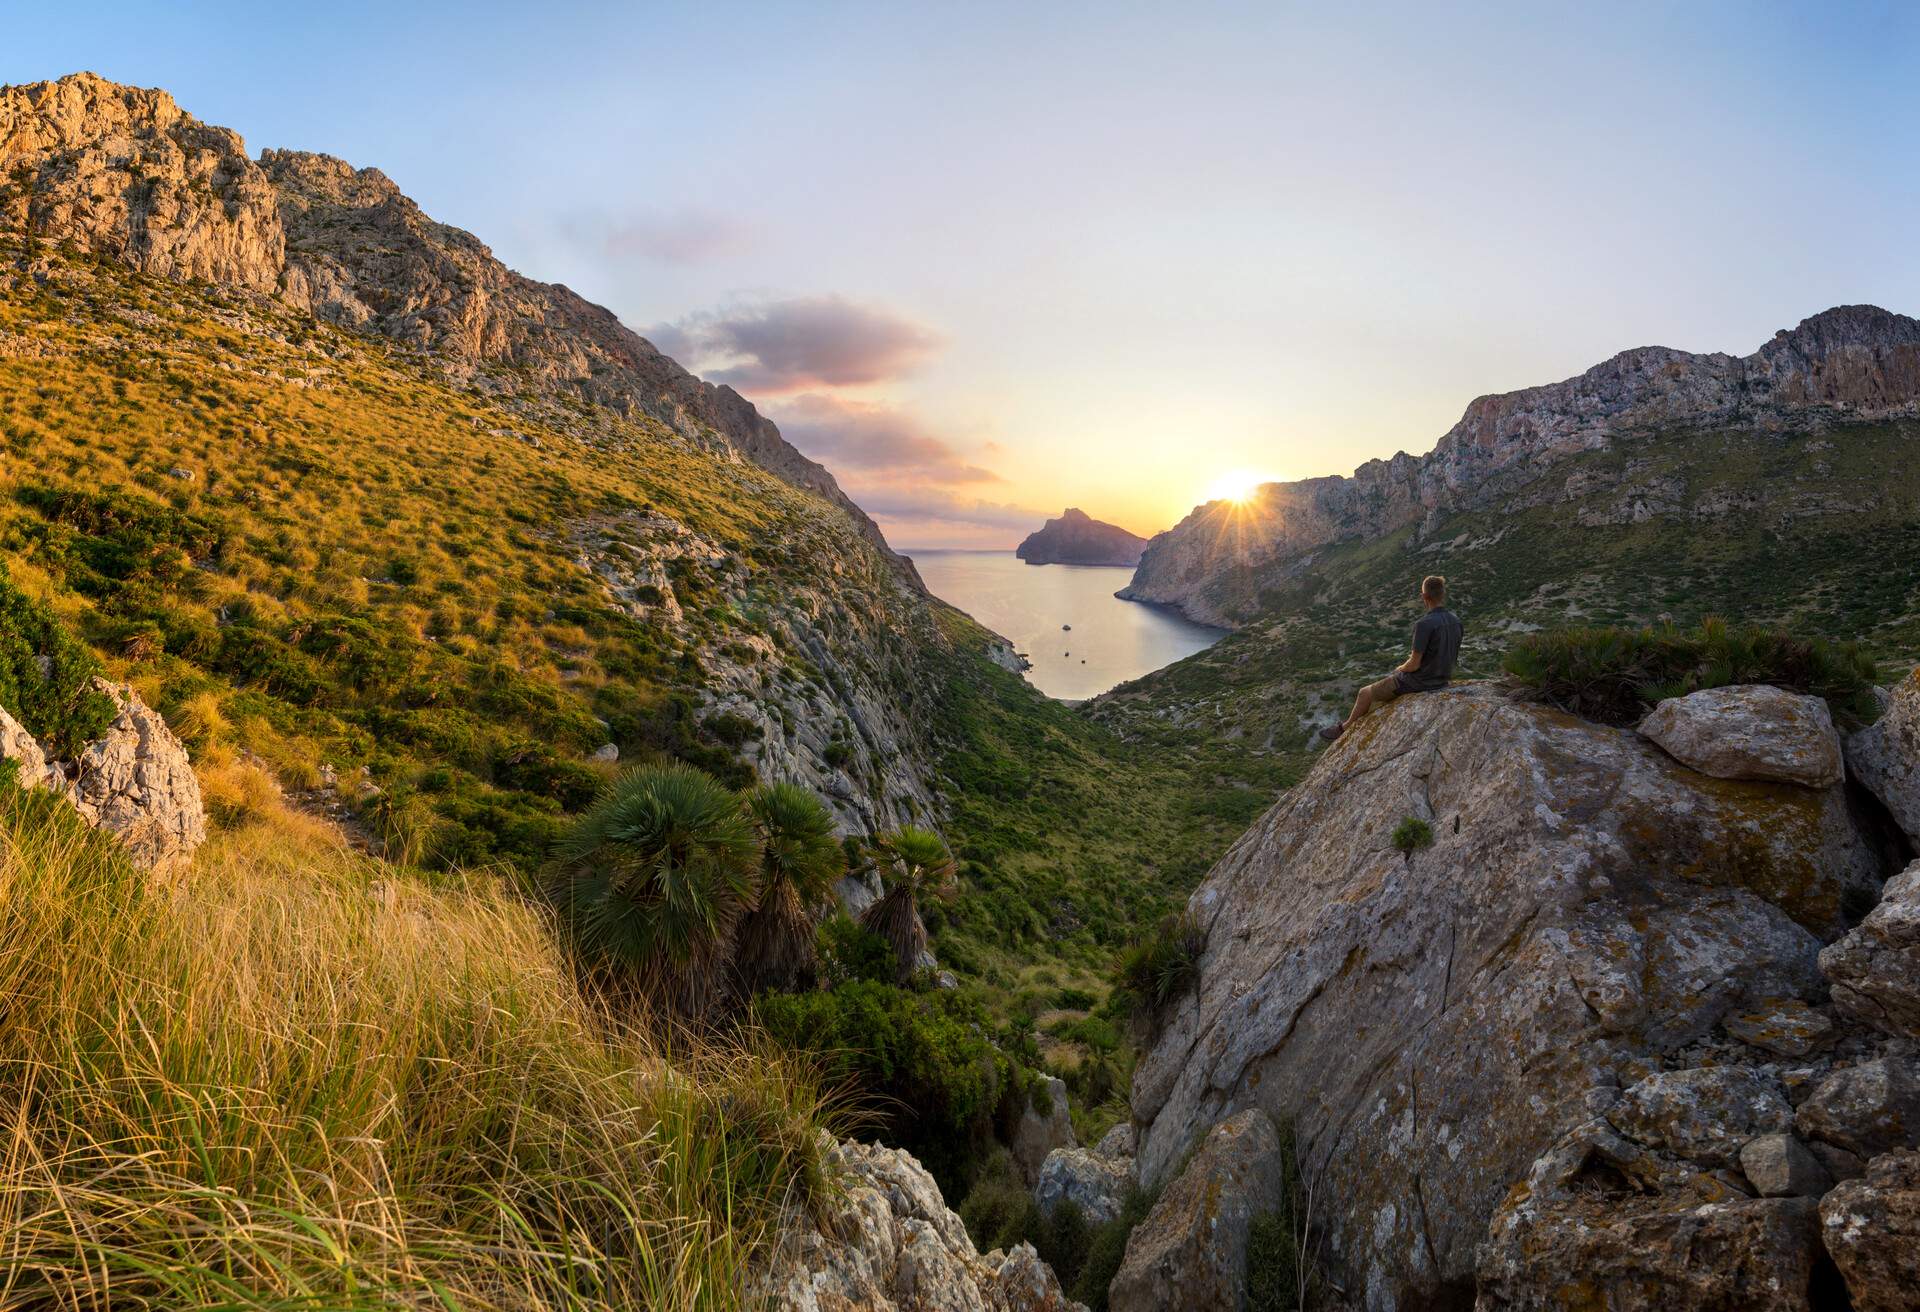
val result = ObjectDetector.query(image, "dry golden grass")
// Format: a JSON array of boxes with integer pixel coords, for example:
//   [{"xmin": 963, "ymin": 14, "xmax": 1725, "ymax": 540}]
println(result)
[{"xmin": 0, "ymin": 785, "xmax": 831, "ymax": 1310}]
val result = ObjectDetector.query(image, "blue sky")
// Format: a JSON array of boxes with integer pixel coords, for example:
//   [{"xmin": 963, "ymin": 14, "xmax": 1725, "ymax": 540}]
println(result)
[{"xmin": 9, "ymin": 2, "xmax": 1919, "ymax": 545}]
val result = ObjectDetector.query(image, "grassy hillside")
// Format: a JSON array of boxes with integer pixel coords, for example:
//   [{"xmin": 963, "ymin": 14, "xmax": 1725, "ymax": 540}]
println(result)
[
  {"xmin": 1092, "ymin": 420, "xmax": 1920, "ymax": 763},
  {"xmin": 0, "ymin": 241, "xmax": 1276, "ymax": 1111},
  {"xmin": 0, "ymin": 769, "xmax": 831, "ymax": 1309}
]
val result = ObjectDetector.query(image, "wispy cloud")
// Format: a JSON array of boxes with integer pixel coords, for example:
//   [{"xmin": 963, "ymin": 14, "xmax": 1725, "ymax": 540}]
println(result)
[
  {"xmin": 767, "ymin": 394, "xmax": 1044, "ymax": 543},
  {"xmin": 560, "ymin": 209, "xmax": 753, "ymax": 266},
  {"xmin": 647, "ymin": 295, "xmax": 941, "ymax": 393},
  {"xmin": 772, "ymin": 394, "xmax": 1001, "ymax": 486}
]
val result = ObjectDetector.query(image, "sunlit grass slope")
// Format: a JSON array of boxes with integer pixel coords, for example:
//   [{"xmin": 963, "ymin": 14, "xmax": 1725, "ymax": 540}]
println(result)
[
  {"xmin": 0, "ymin": 239, "xmax": 901, "ymax": 870},
  {"xmin": 0, "ymin": 779, "xmax": 829, "ymax": 1310}
]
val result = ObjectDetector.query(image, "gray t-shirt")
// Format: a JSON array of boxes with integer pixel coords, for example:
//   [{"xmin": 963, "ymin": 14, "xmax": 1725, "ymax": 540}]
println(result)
[{"xmin": 1397, "ymin": 607, "xmax": 1461, "ymax": 693}]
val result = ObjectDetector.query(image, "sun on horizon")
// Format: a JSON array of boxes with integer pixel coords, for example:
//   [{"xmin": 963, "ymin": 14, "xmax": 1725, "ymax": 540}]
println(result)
[{"xmin": 1203, "ymin": 468, "xmax": 1281, "ymax": 506}]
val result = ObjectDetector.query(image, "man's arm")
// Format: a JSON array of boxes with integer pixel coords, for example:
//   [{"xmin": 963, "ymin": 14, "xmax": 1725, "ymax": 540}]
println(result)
[{"xmin": 1398, "ymin": 616, "xmax": 1433, "ymax": 673}]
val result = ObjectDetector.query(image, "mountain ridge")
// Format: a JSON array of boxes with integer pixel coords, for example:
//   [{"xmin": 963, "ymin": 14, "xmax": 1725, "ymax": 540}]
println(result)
[
  {"xmin": 1121, "ymin": 304, "xmax": 1920, "ymax": 627},
  {"xmin": 0, "ymin": 71, "xmax": 919, "ymax": 587}
]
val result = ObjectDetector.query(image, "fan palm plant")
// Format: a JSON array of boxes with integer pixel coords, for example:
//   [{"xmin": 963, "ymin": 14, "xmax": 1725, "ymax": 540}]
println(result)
[
  {"xmin": 549, "ymin": 762, "xmax": 760, "ymax": 1017},
  {"xmin": 733, "ymin": 782, "xmax": 844, "ymax": 996},
  {"xmin": 857, "ymin": 826, "xmax": 957, "ymax": 984}
]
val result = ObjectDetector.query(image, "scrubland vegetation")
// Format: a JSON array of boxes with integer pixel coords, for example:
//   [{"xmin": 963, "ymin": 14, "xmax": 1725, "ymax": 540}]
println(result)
[{"xmin": 1502, "ymin": 615, "xmax": 1879, "ymax": 725}]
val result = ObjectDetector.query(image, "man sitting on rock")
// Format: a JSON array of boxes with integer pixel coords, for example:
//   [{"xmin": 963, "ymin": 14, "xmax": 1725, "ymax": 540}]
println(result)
[{"xmin": 1320, "ymin": 575, "xmax": 1462, "ymax": 742}]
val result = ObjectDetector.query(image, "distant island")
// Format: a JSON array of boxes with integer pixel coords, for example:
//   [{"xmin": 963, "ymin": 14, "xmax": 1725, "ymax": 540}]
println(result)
[{"xmin": 1015, "ymin": 508, "xmax": 1149, "ymax": 566}]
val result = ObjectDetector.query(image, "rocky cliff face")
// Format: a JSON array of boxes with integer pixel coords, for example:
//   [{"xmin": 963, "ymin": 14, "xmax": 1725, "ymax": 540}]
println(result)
[
  {"xmin": 1123, "ymin": 307, "xmax": 1920, "ymax": 627},
  {"xmin": 0, "ymin": 72, "xmax": 912, "ymax": 583},
  {"xmin": 1016, "ymin": 508, "xmax": 1149, "ymax": 567},
  {"xmin": 1127, "ymin": 681, "xmax": 1917, "ymax": 1310}
]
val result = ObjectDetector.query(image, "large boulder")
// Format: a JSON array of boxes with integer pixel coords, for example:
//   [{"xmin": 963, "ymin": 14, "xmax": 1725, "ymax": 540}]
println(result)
[
  {"xmin": 1819, "ymin": 1150, "xmax": 1920, "ymax": 1312},
  {"xmin": 1638, "ymin": 684, "xmax": 1844, "ymax": 788},
  {"xmin": 1794, "ymin": 1057, "xmax": 1920, "ymax": 1159},
  {"xmin": 1606, "ymin": 1066, "xmax": 1794, "ymax": 1169},
  {"xmin": 1846, "ymin": 666, "xmax": 1920, "ymax": 847},
  {"xmin": 1479, "ymin": 1119, "xmax": 1824, "ymax": 1311},
  {"xmin": 1034, "ymin": 1147, "xmax": 1130, "ymax": 1225},
  {"xmin": 760, "ymin": 1136, "xmax": 1085, "ymax": 1312},
  {"xmin": 1819, "ymin": 860, "xmax": 1920, "ymax": 1038},
  {"xmin": 1108, "ymin": 1109, "xmax": 1287, "ymax": 1312},
  {"xmin": 1129, "ymin": 686, "xmax": 1890, "ymax": 1309},
  {"xmin": 66, "ymin": 680, "xmax": 207, "ymax": 875},
  {"xmin": 0, "ymin": 680, "xmax": 206, "ymax": 874},
  {"xmin": 1011, "ymin": 1077, "xmax": 1076, "ymax": 1185}
]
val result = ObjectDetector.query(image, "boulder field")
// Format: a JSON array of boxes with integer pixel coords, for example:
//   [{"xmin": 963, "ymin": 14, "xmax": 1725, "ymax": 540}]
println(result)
[{"xmin": 1123, "ymin": 679, "xmax": 1920, "ymax": 1311}]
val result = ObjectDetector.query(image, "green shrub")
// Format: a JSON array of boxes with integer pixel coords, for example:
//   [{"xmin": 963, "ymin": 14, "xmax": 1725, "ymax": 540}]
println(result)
[
  {"xmin": 816, "ymin": 912, "xmax": 898, "ymax": 985},
  {"xmin": 1502, "ymin": 618, "xmax": 1878, "ymax": 727},
  {"xmin": 1244, "ymin": 1127, "xmax": 1328, "ymax": 1311},
  {"xmin": 702, "ymin": 710, "xmax": 760, "ymax": 746},
  {"xmin": 755, "ymin": 978, "xmax": 1015, "ymax": 1196},
  {"xmin": 1116, "ymin": 910, "xmax": 1205, "ymax": 1020},
  {"xmin": 957, "ymin": 1149, "xmax": 1043, "ymax": 1253},
  {"xmin": 1042, "ymin": 1199, "xmax": 1093, "ymax": 1291},
  {"xmin": 1390, "ymin": 817, "xmax": 1433, "ymax": 853},
  {"xmin": 1074, "ymin": 1185, "xmax": 1157, "ymax": 1310},
  {"xmin": 0, "ymin": 571, "xmax": 113, "ymax": 757}
]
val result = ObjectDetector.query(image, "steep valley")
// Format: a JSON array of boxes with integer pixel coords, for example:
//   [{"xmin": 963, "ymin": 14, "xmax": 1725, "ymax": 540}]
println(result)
[
  {"xmin": 10, "ymin": 68, "xmax": 1920, "ymax": 1312},
  {"xmin": 0, "ymin": 75, "xmax": 1263, "ymax": 1064}
]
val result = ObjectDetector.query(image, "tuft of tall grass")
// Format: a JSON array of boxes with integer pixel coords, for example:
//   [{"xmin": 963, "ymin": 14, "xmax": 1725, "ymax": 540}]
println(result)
[
  {"xmin": 1115, "ymin": 910, "xmax": 1205, "ymax": 1023},
  {"xmin": 0, "ymin": 785, "xmax": 830, "ymax": 1310}
]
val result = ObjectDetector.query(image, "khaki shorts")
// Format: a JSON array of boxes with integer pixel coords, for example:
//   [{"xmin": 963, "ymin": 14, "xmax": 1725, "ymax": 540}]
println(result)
[{"xmin": 1364, "ymin": 675, "xmax": 1403, "ymax": 704}]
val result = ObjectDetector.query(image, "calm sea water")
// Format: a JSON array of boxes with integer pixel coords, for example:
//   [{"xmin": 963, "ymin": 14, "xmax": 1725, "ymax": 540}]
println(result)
[{"xmin": 909, "ymin": 550, "xmax": 1224, "ymax": 701}]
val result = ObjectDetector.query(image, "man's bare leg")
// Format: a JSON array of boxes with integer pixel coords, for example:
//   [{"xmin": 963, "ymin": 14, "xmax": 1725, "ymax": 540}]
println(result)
[{"xmin": 1322, "ymin": 684, "xmax": 1374, "ymax": 741}]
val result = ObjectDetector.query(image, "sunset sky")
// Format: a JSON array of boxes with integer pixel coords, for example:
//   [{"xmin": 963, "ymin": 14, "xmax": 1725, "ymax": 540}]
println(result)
[{"xmin": 11, "ymin": 1, "xmax": 1920, "ymax": 547}]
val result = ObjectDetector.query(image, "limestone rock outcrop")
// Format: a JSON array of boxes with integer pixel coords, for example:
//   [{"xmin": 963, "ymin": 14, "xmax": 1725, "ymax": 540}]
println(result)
[
  {"xmin": 760, "ymin": 1137, "xmax": 1085, "ymax": 1312},
  {"xmin": 1122, "ymin": 308, "xmax": 1920, "ymax": 626},
  {"xmin": 0, "ymin": 679, "xmax": 206, "ymax": 874},
  {"xmin": 1108, "ymin": 1109, "xmax": 1287, "ymax": 1312},
  {"xmin": 1011, "ymin": 1076, "xmax": 1076, "ymax": 1185},
  {"xmin": 1819, "ymin": 1150, "xmax": 1920, "ymax": 1312},
  {"xmin": 66, "ymin": 680, "xmax": 207, "ymax": 874},
  {"xmin": 0, "ymin": 72, "xmax": 284, "ymax": 292},
  {"xmin": 0, "ymin": 704, "xmax": 62, "ymax": 791},
  {"xmin": 1034, "ymin": 1147, "xmax": 1130, "ymax": 1225},
  {"xmin": 1846, "ymin": 667, "xmax": 1920, "ymax": 848},
  {"xmin": 1015, "ymin": 509, "xmax": 1149, "ymax": 567},
  {"xmin": 1820, "ymin": 861, "xmax": 1920, "ymax": 1038},
  {"xmin": 1128, "ymin": 684, "xmax": 1896, "ymax": 1309},
  {"xmin": 1638, "ymin": 684, "xmax": 1844, "ymax": 788}
]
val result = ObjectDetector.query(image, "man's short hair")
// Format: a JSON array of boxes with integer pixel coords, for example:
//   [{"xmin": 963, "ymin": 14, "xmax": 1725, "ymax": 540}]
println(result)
[{"xmin": 1422, "ymin": 575, "xmax": 1446, "ymax": 601}]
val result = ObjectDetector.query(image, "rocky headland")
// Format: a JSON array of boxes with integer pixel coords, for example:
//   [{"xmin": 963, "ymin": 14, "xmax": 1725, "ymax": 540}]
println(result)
[{"xmin": 1121, "ymin": 306, "xmax": 1920, "ymax": 627}]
